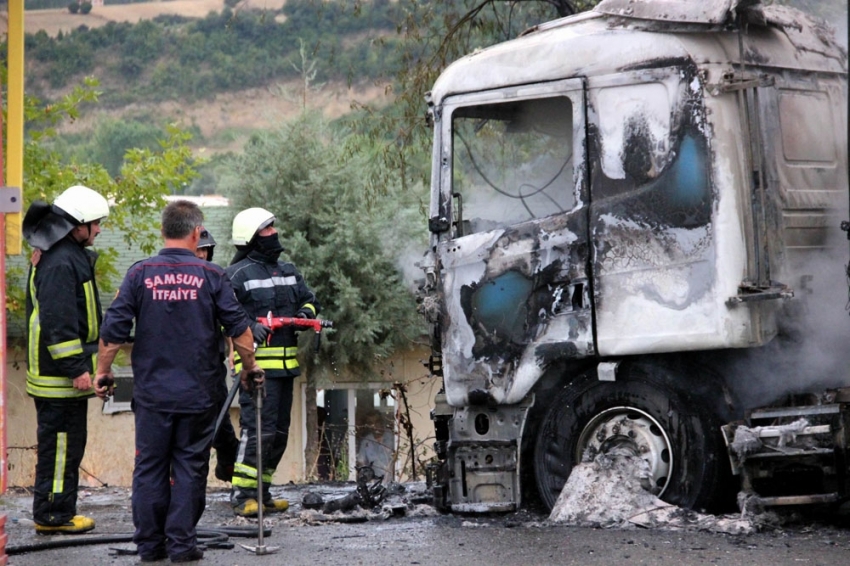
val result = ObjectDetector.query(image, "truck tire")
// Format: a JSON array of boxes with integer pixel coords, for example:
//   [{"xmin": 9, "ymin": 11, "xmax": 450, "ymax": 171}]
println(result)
[{"xmin": 533, "ymin": 360, "xmax": 731, "ymax": 512}]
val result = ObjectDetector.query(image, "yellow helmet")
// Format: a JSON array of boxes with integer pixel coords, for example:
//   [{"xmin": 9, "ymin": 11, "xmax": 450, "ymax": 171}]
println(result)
[{"xmin": 231, "ymin": 207, "xmax": 275, "ymax": 246}]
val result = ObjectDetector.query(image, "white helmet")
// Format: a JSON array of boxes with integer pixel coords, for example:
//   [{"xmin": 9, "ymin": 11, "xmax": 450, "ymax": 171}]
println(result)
[
  {"xmin": 231, "ymin": 207, "xmax": 275, "ymax": 246},
  {"xmin": 53, "ymin": 185, "xmax": 109, "ymax": 224}
]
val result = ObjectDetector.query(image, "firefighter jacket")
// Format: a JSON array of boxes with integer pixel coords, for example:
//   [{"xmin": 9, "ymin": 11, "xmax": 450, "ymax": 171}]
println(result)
[
  {"xmin": 25, "ymin": 237, "xmax": 101, "ymax": 399},
  {"xmin": 100, "ymin": 248, "xmax": 252, "ymax": 413},
  {"xmin": 227, "ymin": 250, "xmax": 320, "ymax": 379}
]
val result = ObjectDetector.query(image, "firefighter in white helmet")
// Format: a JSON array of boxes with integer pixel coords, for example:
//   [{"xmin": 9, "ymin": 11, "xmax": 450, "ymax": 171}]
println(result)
[
  {"xmin": 226, "ymin": 207, "xmax": 321, "ymax": 517},
  {"xmin": 22, "ymin": 185, "xmax": 109, "ymax": 534}
]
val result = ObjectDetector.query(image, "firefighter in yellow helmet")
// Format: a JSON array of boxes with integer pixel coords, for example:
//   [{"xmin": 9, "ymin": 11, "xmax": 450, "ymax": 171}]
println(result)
[
  {"xmin": 22, "ymin": 185, "xmax": 109, "ymax": 534},
  {"xmin": 226, "ymin": 207, "xmax": 321, "ymax": 516}
]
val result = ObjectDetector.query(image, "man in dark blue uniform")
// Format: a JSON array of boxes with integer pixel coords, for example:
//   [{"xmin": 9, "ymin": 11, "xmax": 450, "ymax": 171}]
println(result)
[{"xmin": 95, "ymin": 200, "xmax": 263, "ymax": 563}]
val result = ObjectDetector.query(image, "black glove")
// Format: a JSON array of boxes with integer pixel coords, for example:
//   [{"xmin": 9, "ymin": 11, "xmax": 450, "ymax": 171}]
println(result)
[
  {"xmin": 250, "ymin": 322, "xmax": 271, "ymax": 344},
  {"xmin": 296, "ymin": 307, "xmax": 314, "ymax": 319}
]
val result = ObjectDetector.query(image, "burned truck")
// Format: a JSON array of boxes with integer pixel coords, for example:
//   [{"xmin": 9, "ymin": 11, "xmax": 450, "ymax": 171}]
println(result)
[{"xmin": 419, "ymin": 0, "xmax": 849, "ymax": 513}]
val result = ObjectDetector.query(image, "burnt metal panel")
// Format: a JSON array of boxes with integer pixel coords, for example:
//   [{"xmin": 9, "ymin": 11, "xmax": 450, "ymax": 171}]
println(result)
[
  {"xmin": 589, "ymin": 64, "xmax": 722, "ymax": 354},
  {"xmin": 594, "ymin": 0, "xmax": 741, "ymax": 25}
]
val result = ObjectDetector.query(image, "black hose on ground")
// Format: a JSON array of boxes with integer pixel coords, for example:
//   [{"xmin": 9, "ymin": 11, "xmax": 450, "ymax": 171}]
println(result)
[
  {"xmin": 6, "ymin": 533, "xmax": 133, "ymax": 555},
  {"xmin": 6, "ymin": 525, "xmax": 271, "ymax": 555}
]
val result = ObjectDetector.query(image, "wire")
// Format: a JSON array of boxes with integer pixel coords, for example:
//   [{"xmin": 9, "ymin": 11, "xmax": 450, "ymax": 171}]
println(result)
[{"xmin": 456, "ymin": 128, "xmax": 571, "ymax": 218}]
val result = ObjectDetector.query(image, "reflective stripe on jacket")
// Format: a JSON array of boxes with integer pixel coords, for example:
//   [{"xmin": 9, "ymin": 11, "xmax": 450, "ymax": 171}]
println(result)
[
  {"xmin": 25, "ymin": 238, "xmax": 101, "ymax": 399},
  {"xmin": 227, "ymin": 251, "xmax": 320, "ymax": 379}
]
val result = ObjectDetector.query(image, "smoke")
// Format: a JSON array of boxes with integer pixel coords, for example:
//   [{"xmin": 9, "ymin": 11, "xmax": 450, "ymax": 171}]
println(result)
[
  {"xmin": 726, "ymin": 241, "xmax": 850, "ymax": 411},
  {"xmin": 718, "ymin": 0, "xmax": 850, "ymax": 409}
]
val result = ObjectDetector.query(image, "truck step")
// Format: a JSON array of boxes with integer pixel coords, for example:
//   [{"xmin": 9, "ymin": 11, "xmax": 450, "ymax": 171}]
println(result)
[
  {"xmin": 749, "ymin": 405, "xmax": 841, "ymax": 421},
  {"xmin": 751, "ymin": 493, "xmax": 840, "ymax": 507},
  {"xmin": 743, "ymin": 447, "xmax": 834, "ymax": 459}
]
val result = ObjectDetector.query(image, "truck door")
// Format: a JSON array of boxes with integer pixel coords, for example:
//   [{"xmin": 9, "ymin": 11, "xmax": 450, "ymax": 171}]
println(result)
[
  {"xmin": 434, "ymin": 79, "xmax": 591, "ymax": 406},
  {"xmin": 587, "ymin": 68, "xmax": 718, "ymax": 356}
]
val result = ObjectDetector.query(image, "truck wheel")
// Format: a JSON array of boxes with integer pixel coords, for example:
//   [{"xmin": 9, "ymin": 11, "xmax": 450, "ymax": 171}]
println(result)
[{"xmin": 533, "ymin": 361, "xmax": 730, "ymax": 512}]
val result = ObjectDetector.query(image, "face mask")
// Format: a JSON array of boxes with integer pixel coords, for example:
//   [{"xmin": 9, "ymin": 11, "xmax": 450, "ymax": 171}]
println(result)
[{"xmin": 255, "ymin": 233, "xmax": 284, "ymax": 261}]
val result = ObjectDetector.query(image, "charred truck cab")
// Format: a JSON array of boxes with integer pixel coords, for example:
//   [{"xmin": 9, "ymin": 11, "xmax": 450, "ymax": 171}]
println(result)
[{"xmin": 419, "ymin": 0, "xmax": 849, "ymax": 513}]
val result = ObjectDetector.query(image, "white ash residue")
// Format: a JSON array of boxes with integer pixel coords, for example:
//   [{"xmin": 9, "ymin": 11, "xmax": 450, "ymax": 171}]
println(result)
[
  {"xmin": 549, "ymin": 447, "xmax": 754, "ymax": 534},
  {"xmin": 730, "ymin": 419, "xmax": 811, "ymax": 462}
]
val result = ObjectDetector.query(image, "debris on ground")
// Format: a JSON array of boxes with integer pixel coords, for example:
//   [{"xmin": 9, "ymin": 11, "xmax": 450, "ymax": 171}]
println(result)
[
  {"xmin": 548, "ymin": 447, "xmax": 755, "ymax": 534},
  {"xmin": 287, "ymin": 477, "xmax": 438, "ymax": 525}
]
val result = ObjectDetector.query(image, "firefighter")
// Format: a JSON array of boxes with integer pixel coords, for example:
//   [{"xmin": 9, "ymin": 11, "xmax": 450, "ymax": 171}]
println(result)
[
  {"xmin": 22, "ymin": 185, "xmax": 109, "ymax": 534},
  {"xmin": 227, "ymin": 207, "xmax": 321, "ymax": 517},
  {"xmin": 95, "ymin": 200, "xmax": 264, "ymax": 562},
  {"xmin": 195, "ymin": 227, "xmax": 239, "ymax": 482}
]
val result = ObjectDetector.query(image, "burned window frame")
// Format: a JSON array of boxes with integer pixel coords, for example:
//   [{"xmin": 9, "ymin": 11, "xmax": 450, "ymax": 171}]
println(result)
[{"xmin": 438, "ymin": 78, "xmax": 587, "ymax": 241}]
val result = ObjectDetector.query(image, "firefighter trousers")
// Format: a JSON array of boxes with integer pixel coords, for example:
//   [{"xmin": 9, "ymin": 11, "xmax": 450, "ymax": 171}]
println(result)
[
  {"xmin": 231, "ymin": 376, "xmax": 293, "ymax": 506},
  {"xmin": 32, "ymin": 398, "xmax": 88, "ymax": 526},
  {"xmin": 132, "ymin": 403, "xmax": 216, "ymax": 559},
  {"xmin": 211, "ymin": 369, "xmax": 238, "ymax": 466}
]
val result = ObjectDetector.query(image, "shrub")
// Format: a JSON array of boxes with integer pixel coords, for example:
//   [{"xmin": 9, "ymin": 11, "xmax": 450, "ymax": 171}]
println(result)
[
  {"xmin": 80, "ymin": 1, "xmax": 93, "ymax": 14},
  {"xmin": 68, "ymin": 2, "xmax": 80, "ymax": 14}
]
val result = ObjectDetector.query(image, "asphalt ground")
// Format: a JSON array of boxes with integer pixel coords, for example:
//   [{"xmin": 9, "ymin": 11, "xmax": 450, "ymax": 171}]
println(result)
[{"xmin": 3, "ymin": 483, "xmax": 850, "ymax": 566}]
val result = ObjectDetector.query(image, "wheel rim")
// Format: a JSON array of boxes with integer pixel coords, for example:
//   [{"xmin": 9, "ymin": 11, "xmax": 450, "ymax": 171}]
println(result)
[{"xmin": 574, "ymin": 406, "xmax": 672, "ymax": 496}]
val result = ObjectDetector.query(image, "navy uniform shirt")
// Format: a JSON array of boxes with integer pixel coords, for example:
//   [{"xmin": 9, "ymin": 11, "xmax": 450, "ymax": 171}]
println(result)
[{"xmin": 101, "ymin": 248, "xmax": 250, "ymax": 413}]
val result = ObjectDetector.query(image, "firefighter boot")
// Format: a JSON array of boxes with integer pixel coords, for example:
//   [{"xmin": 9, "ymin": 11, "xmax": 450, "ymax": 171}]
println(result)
[
  {"xmin": 35, "ymin": 515, "xmax": 96, "ymax": 535},
  {"xmin": 233, "ymin": 498, "xmax": 259, "ymax": 518},
  {"xmin": 263, "ymin": 499, "xmax": 289, "ymax": 513}
]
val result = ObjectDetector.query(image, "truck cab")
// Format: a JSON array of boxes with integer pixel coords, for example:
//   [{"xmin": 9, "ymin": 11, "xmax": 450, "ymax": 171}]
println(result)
[{"xmin": 420, "ymin": 0, "xmax": 848, "ymax": 513}]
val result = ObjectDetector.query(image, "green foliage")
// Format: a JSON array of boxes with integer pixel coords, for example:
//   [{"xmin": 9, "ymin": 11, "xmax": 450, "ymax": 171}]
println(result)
[
  {"xmin": 2, "ymin": 72, "xmax": 202, "ymax": 320},
  {"xmin": 349, "ymin": 0, "xmax": 602, "ymax": 193},
  {"xmin": 46, "ymin": 117, "xmax": 168, "ymax": 178},
  {"xmin": 16, "ymin": 0, "xmax": 402, "ymax": 105},
  {"xmin": 68, "ymin": 2, "xmax": 80, "ymax": 14},
  {"xmin": 80, "ymin": 2, "xmax": 93, "ymax": 15},
  {"xmin": 221, "ymin": 112, "xmax": 427, "ymax": 378}
]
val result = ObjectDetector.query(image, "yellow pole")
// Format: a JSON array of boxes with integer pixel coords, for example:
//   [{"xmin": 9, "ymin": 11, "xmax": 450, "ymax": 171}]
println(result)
[{"xmin": 5, "ymin": 0, "xmax": 24, "ymax": 256}]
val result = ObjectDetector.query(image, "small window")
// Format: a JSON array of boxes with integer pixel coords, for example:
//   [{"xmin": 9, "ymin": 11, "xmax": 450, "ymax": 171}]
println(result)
[
  {"xmin": 314, "ymin": 387, "xmax": 396, "ymax": 483},
  {"xmin": 596, "ymin": 82, "xmax": 672, "ymax": 183},
  {"xmin": 779, "ymin": 90, "xmax": 836, "ymax": 163},
  {"xmin": 451, "ymin": 96, "xmax": 575, "ymax": 234}
]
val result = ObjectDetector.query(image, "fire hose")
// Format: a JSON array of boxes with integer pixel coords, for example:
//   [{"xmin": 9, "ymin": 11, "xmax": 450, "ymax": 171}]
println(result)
[
  {"xmin": 257, "ymin": 312, "xmax": 334, "ymax": 353},
  {"xmin": 5, "ymin": 525, "xmax": 270, "ymax": 555},
  {"xmin": 213, "ymin": 313, "xmax": 334, "ymax": 443}
]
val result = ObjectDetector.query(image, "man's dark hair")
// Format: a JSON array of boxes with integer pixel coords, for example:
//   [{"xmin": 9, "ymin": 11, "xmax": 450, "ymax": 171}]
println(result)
[{"xmin": 162, "ymin": 200, "xmax": 204, "ymax": 239}]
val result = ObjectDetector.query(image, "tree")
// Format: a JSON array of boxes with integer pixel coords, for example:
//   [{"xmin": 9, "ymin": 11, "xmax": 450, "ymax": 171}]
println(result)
[
  {"xmin": 221, "ymin": 111, "xmax": 426, "ymax": 478},
  {"xmin": 349, "ymin": 0, "xmax": 601, "ymax": 194},
  {"xmin": 3, "ymin": 73, "xmax": 201, "ymax": 318}
]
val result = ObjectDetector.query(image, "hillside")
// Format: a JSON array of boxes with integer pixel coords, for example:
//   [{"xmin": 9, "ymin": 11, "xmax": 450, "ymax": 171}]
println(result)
[
  {"xmin": 1, "ymin": 0, "xmax": 287, "ymax": 37},
  {"xmin": 2, "ymin": 0, "xmax": 391, "ymax": 154}
]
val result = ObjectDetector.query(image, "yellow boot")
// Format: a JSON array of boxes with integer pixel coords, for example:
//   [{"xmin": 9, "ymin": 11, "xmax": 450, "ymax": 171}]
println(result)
[
  {"xmin": 263, "ymin": 499, "xmax": 289, "ymax": 513},
  {"xmin": 233, "ymin": 498, "xmax": 259, "ymax": 517},
  {"xmin": 35, "ymin": 515, "xmax": 96, "ymax": 535}
]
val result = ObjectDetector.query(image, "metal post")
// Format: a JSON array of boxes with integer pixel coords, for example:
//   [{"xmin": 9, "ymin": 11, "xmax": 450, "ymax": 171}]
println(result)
[{"xmin": 241, "ymin": 381, "xmax": 279, "ymax": 555}]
